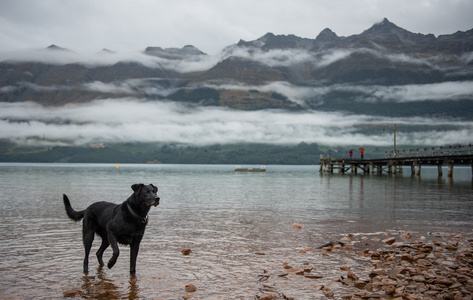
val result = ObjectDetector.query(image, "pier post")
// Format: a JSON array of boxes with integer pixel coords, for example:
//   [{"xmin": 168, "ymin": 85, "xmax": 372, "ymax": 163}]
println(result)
[
  {"xmin": 377, "ymin": 165, "xmax": 382, "ymax": 174},
  {"xmin": 340, "ymin": 164, "xmax": 345, "ymax": 173},
  {"xmin": 411, "ymin": 164, "xmax": 415, "ymax": 175},
  {"xmin": 448, "ymin": 164, "xmax": 454, "ymax": 177},
  {"xmin": 415, "ymin": 164, "xmax": 421, "ymax": 176},
  {"xmin": 387, "ymin": 162, "xmax": 395, "ymax": 174},
  {"xmin": 438, "ymin": 165, "xmax": 443, "ymax": 176},
  {"xmin": 327, "ymin": 154, "xmax": 333, "ymax": 173}
]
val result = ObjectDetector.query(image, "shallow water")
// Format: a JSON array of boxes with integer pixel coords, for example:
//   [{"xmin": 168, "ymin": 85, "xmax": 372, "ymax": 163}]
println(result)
[{"xmin": 0, "ymin": 163, "xmax": 472, "ymax": 299}]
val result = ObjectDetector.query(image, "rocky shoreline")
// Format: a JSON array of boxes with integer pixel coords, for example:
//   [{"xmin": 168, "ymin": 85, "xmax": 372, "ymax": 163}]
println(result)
[
  {"xmin": 62, "ymin": 229, "xmax": 473, "ymax": 299},
  {"xmin": 253, "ymin": 230, "xmax": 473, "ymax": 300}
]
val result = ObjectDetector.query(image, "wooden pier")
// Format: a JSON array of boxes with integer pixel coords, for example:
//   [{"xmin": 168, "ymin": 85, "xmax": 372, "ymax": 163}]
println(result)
[{"xmin": 319, "ymin": 144, "xmax": 473, "ymax": 177}]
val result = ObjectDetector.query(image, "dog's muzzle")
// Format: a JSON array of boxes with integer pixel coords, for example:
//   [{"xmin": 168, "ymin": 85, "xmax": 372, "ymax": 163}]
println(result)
[{"xmin": 153, "ymin": 197, "xmax": 160, "ymax": 207}]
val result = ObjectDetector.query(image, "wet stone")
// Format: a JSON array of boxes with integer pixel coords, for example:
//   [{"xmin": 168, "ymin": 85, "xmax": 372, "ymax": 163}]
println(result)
[
  {"xmin": 369, "ymin": 269, "xmax": 387, "ymax": 278},
  {"xmin": 412, "ymin": 275, "xmax": 426, "ymax": 282},
  {"xmin": 259, "ymin": 294, "xmax": 279, "ymax": 300},
  {"xmin": 347, "ymin": 271, "xmax": 359, "ymax": 281},
  {"xmin": 324, "ymin": 291, "xmax": 334, "ymax": 297},
  {"xmin": 305, "ymin": 274, "xmax": 323, "ymax": 279},
  {"xmin": 382, "ymin": 237, "xmax": 396, "ymax": 245},
  {"xmin": 286, "ymin": 267, "xmax": 304, "ymax": 274},
  {"xmin": 385, "ymin": 284, "xmax": 396, "ymax": 294},
  {"xmin": 354, "ymin": 280, "xmax": 369, "ymax": 289},
  {"xmin": 181, "ymin": 248, "xmax": 192, "ymax": 255},
  {"xmin": 185, "ymin": 284, "xmax": 197, "ymax": 292}
]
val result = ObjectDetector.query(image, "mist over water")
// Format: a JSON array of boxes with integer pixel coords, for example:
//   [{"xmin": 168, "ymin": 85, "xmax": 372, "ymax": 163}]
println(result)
[
  {"xmin": 0, "ymin": 163, "xmax": 471, "ymax": 299},
  {"xmin": 1, "ymin": 99, "xmax": 472, "ymax": 147}
]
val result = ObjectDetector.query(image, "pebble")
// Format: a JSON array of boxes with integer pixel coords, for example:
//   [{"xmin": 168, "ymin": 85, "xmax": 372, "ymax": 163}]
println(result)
[
  {"xmin": 305, "ymin": 274, "xmax": 323, "ymax": 279},
  {"xmin": 185, "ymin": 284, "xmax": 197, "ymax": 292},
  {"xmin": 286, "ymin": 267, "xmax": 304, "ymax": 274},
  {"xmin": 181, "ymin": 248, "xmax": 192, "ymax": 255},
  {"xmin": 324, "ymin": 291, "xmax": 334, "ymax": 297},
  {"xmin": 182, "ymin": 293, "xmax": 194, "ymax": 299},
  {"xmin": 259, "ymin": 294, "xmax": 279, "ymax": 300},
  {"xmin": 382, "ymin": 237, "xmax": 396, "ymax": 245}
]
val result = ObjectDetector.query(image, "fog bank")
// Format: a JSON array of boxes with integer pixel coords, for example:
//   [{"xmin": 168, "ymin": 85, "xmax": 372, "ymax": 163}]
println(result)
[{"xmin": 0, "ymin": 99, "xmax": 471, "ymax": 147}]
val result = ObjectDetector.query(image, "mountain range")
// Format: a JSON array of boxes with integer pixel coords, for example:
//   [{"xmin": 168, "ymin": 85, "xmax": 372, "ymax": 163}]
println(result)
[{"xmin": 1, "ymin": 18, "xmax": 472, "ymax": 118}]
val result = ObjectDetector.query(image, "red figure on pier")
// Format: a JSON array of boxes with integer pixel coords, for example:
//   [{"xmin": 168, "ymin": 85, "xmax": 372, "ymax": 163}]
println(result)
[{"xmin": 359, "ymin": 147, "xmax": 365, "ymax": 159}]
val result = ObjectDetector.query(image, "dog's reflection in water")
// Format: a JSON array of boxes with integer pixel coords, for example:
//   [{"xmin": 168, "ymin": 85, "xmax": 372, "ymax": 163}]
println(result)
[{"xmin": 80, "ymin": 266, "xmax": 140, "ymax": 298}]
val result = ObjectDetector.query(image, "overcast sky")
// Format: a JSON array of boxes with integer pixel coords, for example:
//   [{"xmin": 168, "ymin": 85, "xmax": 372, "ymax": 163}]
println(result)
[{"xmin": 1, "ymin": 0, "xmax": 472, "ymax": 55}]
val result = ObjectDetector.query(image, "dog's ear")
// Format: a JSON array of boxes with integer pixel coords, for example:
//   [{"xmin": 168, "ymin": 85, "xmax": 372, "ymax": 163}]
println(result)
[
  {"xmin": 131, "ymin": 184, "xmax": 144, "ymax": 194},
  {"xmin": 150, "ymin": 184, "xmax": 158, "ymax": 194}
]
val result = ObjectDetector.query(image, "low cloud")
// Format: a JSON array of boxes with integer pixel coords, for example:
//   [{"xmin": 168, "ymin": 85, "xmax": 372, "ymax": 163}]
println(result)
[
  {"xmin": 83, "ymin": 81, "xmax": 135, "ymax": 94},
  {"xmin": 224, "ymin": 47, "xmax": 450, "ymax": 70},
  {"xmin": 0, "ymin": 48, "xmax": 221, "ymax": 73},
  {"xmin": 359, "ymin": 81, "xmax": 473, "ymax": 102},
  {"xmin": 0, "ymin": 99, "xmax": 471, "ymax": 147},
  {"xmin": 203, "ymin": 80, "xmax": 473, "ymax": 105},
  {"xmin": 2, "ymin": 44, "xmax": 454, "ymax": 75},
  {"xmin": 3, "ymin": 74, "xmax": 472, "ymax": 107},
  {"xmin": 314, "ymin": 49, "xmax": 353, "ymax": 68},
  {"xmin": 224, "ymin": 47, "xmax": 315, "ymax": 67},
  {"xmin": 0, "ymin": 78, "xmax": 179, "ymax": 98}
]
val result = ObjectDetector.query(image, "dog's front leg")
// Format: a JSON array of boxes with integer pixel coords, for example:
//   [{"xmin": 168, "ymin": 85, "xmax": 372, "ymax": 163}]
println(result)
[
  {"xmin": 129, "ymin": 237, "xmax": 143, "ymax": 275},
  {"xmin": 107, "ymin": 232, "xmax": 120, "ymax": 269}
]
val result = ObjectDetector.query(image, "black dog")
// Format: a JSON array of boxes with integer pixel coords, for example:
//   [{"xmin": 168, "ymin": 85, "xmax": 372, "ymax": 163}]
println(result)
[{"xmin": 63, "ymin": 184, "xmax": 159, "ymax": 275}]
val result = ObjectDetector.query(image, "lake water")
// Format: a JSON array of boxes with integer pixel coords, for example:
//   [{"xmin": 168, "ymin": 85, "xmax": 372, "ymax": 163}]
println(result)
[{"xmin": 0, "ymin": 163, "xmax": 472, "ymax": 299}]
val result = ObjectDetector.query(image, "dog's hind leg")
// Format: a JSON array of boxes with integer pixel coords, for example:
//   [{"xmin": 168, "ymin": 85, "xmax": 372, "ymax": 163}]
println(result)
[
  {"xmin": 82, "ymin": 230, "xmax": 94, "ymax": 274},
  {"xmin": 96, "ymin": 238, "xmax": 109, "ymax": 267},
  {"xmin": 82, "ymin": 215, "xmax": 96, "ymax": 274}
]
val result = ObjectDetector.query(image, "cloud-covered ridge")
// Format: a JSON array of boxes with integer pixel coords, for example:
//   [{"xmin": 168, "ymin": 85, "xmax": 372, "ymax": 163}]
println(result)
[
  {"xmin": 204, "ymin": 80, "xmax": 473, "ymax": 105},
  {"xmin": 0, "ymin": 99, "xmax": 471, "ymax": 147}
]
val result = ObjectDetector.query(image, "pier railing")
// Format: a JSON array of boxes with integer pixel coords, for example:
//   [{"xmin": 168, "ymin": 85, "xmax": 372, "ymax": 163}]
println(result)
[{"xmin": 385, "ymin": 144, "xmax": 472, "ymax": 159}]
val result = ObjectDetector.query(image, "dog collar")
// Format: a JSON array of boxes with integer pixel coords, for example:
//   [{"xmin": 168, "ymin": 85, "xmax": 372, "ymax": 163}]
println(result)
[{"xmin": 127, "ymin": 203, "xmax": 148, "ymax": 223}]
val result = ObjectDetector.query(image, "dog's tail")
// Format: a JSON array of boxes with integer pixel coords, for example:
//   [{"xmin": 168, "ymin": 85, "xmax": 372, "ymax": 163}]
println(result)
[{"xmin": 63, "ymin": 194, "xmax": 85, "ymax": 221}]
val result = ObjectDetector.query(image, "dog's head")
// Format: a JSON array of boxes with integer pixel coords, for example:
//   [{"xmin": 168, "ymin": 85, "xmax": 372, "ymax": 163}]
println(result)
[{"xmin": 131, "ymin": 183, "xmax": 160, "ymax": 207}]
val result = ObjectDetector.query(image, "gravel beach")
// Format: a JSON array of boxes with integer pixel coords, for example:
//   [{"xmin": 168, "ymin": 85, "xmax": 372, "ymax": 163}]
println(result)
[{"xmin": 61, "ymin": 230, "xmax": 473, "ymax": 299}]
